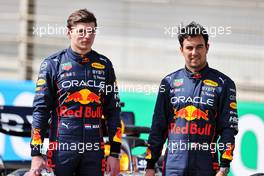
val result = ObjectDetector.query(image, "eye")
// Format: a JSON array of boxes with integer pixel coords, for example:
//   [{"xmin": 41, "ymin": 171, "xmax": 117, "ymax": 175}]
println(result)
[
  {"xmin": 91, "ymin": 29, "xmax": 97, "ymax": 34},
  {"xmin": 86, "ymin": 28, "xmax": 97, "ymax": 34},
  {"xmin": 186, "ymin": 46, "xmax": 193, "ymax": 51},
  {"xmin": 76, "ymin": 29, "xmax": 85, "ymax": 36},
  {"xmin": 197, "ymin": 45, "xmax": 204, "ymax": 49}
]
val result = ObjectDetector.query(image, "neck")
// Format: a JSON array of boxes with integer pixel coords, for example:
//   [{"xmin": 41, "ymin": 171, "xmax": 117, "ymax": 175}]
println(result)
[
  {"xmin": 71, "ymin": 46, "xmax": 91, "ymax": 55},
  {"xmin": 186, "ymin": 67, "xmax": 200, "ymax": 73},
  {"xmin": 186, "ymin": 63, "xmax": 207, "ymax": 73}
]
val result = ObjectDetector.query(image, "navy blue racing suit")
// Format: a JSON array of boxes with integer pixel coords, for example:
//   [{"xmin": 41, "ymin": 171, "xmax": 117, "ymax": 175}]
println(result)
[
  {"xmin": 30, "ymin": 47, "xmax": 121, "ymax": 176},
  {"xmin": 146, "ymin": 65, "xmax": 238, "ymax": 176}
]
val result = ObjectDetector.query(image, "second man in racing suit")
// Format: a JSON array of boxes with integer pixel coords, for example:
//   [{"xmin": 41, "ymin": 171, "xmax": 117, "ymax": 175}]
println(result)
[{"xmin": 145, "ymin": 22, "xmax": 238, "ymax": 176}]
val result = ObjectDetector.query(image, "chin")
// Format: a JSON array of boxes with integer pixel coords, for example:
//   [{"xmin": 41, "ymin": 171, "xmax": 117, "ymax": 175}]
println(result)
[
  {"xmin": 80, "ymin": 43, "xmax": 90, "ymax": 47},
  {"xmin": 79, "ymin": 45, "xmax": 91, "ymax": 50},
  {"xmin": 190, "ymin": 64, "xmax": 200, "ymax": 68}
]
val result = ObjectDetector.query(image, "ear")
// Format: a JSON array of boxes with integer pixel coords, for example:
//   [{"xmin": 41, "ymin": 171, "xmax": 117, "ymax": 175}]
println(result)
[
  {"xmin": 66, "ymin": 28, "xmax": 71, "ymax": 40},
  {"xmin": 206, "ymin": 43, "xmax": 210, "ymax": 53},
  {"xmin": 180, "ymin": 46, "xmax": 183, "ymax": 54}
]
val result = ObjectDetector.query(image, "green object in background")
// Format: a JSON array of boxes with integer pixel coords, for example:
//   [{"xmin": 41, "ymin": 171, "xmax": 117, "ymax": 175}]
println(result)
[
  {"xmin": 120, "ymin": 91, "xmax": 156, "ymax": 128},
  {"xmin": 119, "ymin": 91, "xmax": 156, "ymax": 156},
  {"xmin": 120, "ymin": 91, "xmax": 264, "ymax": 176},
  {"xmin": 241, "ymin": 131, "xmax": 257, "ymax": 169}
]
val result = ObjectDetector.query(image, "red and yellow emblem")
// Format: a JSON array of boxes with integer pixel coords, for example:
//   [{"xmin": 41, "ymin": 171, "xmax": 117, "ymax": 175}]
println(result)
[
  {"xmin": 31, "ymin": 128, "xmax": 42, "ymax": 145},
  {"xmin": 65, "ymin": 89, "xmax": 101, "ymax": 105},
  {"xmin": 222, "ymin": 144, "xmax": 235, "ymax": 160},
  {"xmin": 145, "ymin": 148, "xmax": 152, "ymax": 159},
  {"xmin": 113, "ymin": 127, "xmax": 122, "ymax": 143},
  {"xmin": 173, "ymin": 105, "xmax": 208, "ymax": 121}
]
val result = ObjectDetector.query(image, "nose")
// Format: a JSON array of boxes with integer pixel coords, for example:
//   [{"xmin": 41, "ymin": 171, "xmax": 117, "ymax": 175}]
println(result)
[
  {"xmin": 191, "ymin": 48, "xmax": 198, "ymax": 56},
  {"xmin": 84, "ymin": 32, "xmax": 92, "ymax": 39}
]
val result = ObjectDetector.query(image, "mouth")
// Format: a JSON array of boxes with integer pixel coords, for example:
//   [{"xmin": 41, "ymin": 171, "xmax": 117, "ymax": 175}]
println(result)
[
  {"xmin": 190, "ymin": 54, "xmax": 200, "ymax": 59},
  {"xmin": 81, "ymin": 40, "xmax": 91, "ymax": 45},
  {"xmin": 190, "ymin": 57, "xmax": 200, "ymax": 62}
]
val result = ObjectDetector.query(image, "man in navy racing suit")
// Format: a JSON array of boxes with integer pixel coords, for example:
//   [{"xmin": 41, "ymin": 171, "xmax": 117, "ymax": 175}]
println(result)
[
  {"xmin": 28, "ymin": 9, "xmax": 121, "ymax": 176},
  {"xmin": 145, "ymin": 22, "xmax": 238, "ymax": 176}
]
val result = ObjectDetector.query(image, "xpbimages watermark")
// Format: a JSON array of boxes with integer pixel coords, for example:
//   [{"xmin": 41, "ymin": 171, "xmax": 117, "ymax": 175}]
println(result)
[
  {"xmin": 32, "ymin": 24, "xmax": 100, "ymax": 37},
  {"xmin": 164, "ymin": 23, "xmax": 232, "ymax": 38},
  {"xmin": 32, "ymin": 142, "xmax": 101, "ymax": 154},
  {"xmin": 167, "ymin": 140, "xmax": 231, "ymax": 154},
  {"xmin": 105, "ymin": 82, "xmax": 165, "ymax": 96}
]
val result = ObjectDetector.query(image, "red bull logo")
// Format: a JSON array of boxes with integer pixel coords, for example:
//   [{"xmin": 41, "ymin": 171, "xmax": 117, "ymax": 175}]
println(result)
[
  {"xmin": 65, "ymin": 89, "xmax": 101, "ymax": 105},
  {"xmin": 170, "ymin": 122, "xmax": 212, "ymax": 136},
  {"xmin": 173, "ymin": 105, "xmax": 208, "ymax": 121},
  {"xmin": 113, "ymin": 127, "xmax": 122, "ymax": 143},
  {"xmin": 59, "ymin": 106, "xmax": 102, "ymax": 118}
]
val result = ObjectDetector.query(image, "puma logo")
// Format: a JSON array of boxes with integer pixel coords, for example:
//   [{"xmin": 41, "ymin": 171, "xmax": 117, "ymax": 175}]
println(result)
[{"xmin": 62, "ymin": 122, "xmax": 70, "ymax": 129}]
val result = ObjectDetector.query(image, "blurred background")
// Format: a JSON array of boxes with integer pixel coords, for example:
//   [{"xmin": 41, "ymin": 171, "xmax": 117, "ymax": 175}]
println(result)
[
  {"xmin": 0, "ymin": 0, "xmax": 263, "ymax": 175},
  {"xmin": 0, "ymin": 0, "xmax": 264, "ymax": 101}
]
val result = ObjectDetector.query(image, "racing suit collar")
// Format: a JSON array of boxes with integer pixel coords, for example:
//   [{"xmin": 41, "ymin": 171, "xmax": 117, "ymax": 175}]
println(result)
[
  {"xmin": 67, "ymin": 47, "xmax": 94, "ymax": 64},
  {"xmin": 184, "ymin": 63, "xmax": 209, "ymax": 79}
]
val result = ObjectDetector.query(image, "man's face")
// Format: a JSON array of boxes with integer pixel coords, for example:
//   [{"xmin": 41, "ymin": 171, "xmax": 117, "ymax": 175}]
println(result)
[
  {"xmin": 67, "ymin": 22, "xmax": 96, "ymax": 53},
  {"xmin": 180, "ymin": 36, "xmax": 209, "ymax": 72}
]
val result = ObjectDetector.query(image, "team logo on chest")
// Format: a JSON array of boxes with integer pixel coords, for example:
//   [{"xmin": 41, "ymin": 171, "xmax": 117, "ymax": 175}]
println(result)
[
  {"xmin": 173, "ymin": 105, "xmax": 208, "ymax": 121},
  {"xmin": 65, "ymin": 89, "xmax": 101, "ymax": 105}
]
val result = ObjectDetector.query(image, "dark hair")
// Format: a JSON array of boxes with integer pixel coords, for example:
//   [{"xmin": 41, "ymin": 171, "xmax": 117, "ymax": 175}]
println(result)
[
  {"xmin": 178, "ymin": 22, "xmax": 209, "ymax": 47},
  {"xmin": 67, "ymin": 9, "xmax": 97, "ymax": 29}
]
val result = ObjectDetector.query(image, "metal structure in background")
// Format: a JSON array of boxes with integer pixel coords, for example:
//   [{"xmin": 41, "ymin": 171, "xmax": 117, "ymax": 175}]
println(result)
[
  {"xmin": 0, "ymin": 0, "xmax": 263, "ymax": 101},
  {"xmin": 19, "ymin": 0, "xmax": 35, "ymax": 80}
]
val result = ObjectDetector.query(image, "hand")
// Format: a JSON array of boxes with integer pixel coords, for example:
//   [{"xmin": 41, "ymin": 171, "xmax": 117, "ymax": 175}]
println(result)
[
  {"xmin": 106, "ymin": 156, "xmax": 120, "ymax": 176},
  {"xmin": 27, "ymin": 156, "xmax": 46, "ymax": 176},
  {"xmin": 145, "ymin": 169, "xmax": 155, "ymax": 176},
  {"xmin": 216, "ymin": 171, "xmax": 226, "ymax": 176}
]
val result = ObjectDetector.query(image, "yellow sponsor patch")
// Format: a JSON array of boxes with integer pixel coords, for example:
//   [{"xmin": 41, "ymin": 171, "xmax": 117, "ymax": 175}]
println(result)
[
  {"xmin": 91, "ymin": 62, "xmax": 105, "ymax": 69},
  {"xmin": 104, "ymin": 144, "xmax": 110, "ymax": 156},
  {"xmin": 230, "ymin": 102, "xmax": 237, "ymax": 109},
  {"xmin": 203, "ymin": 79, "xmax": 218, "ymax": 87},
  {"xmin": 37, "ymin": 79, "xmax": 46, "ymax": 86}
]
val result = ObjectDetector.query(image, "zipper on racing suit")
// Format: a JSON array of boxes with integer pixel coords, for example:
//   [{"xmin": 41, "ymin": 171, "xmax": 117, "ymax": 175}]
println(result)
[{"xmin": 187, "ymin": 76, "xmax": 201, "ymax": 172}]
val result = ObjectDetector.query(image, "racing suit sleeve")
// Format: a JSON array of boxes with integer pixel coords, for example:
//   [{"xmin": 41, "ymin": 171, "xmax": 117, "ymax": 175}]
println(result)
[
  {"xmin": 103, "ymin": 62, "xmax": 121, "ymax": 155},
  {"xmin": 217, "ymin": 79, "xmax": 238, "ymax": 167},
  {"xmin": 30, "ymin": 60, "xmax": 56, "ymax": 156},
  {"xmin": 146, "ymin": 79, "xmax": 170, "ymax": 169}
]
